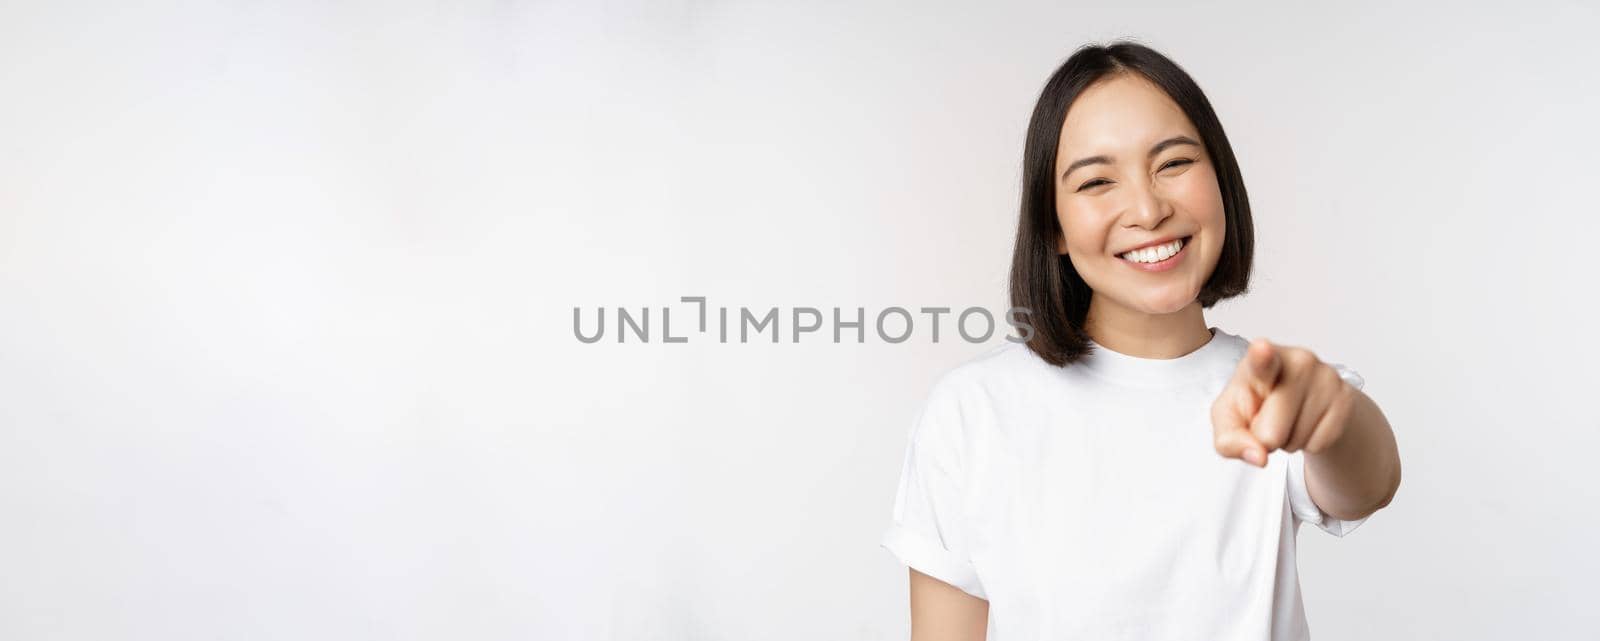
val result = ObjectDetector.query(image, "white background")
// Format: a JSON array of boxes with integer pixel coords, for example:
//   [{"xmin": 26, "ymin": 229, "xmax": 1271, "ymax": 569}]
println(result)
[{"xmin": 2, "ymin": 1, "xmax": 1597, "ymax": 639}]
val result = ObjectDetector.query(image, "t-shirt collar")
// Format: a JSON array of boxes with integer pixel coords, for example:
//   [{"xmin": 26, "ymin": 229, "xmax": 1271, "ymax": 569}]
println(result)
[{"xmin": 1079, "ymin": 326, "xmax": 1233, "ymax": 387}]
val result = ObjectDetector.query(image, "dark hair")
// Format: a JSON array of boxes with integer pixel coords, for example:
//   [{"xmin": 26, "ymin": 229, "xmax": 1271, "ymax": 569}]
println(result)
[{"xmin": 1009, "ymin": 40, "xmax": 1254, "ymax": 367}]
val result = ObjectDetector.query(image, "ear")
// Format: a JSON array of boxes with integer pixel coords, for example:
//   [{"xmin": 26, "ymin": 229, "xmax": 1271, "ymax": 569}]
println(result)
[{"xmin": 1056, "ymin": 231, "xmax": 1068, "ymax": 255}]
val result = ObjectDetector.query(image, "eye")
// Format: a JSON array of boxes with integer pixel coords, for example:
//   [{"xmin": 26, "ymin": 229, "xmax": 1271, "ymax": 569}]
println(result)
[
  {"xmin": 1076, "ymin": 178, "xmax": 1111, "ymax": 192},
  {"xmin": 1159, "ymin": 158, "xmax": 1194, "ymax": 171}
]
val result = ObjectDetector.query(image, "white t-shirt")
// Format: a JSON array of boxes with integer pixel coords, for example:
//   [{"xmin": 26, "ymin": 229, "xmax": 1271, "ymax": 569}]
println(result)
[{"xmin": 881, "ymin": 327, "xmax": 1368, "ymax": 640}]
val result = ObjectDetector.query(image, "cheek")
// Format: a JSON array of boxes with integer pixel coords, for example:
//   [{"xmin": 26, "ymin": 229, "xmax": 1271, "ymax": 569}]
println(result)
[
  {"xmin": 1171, "ymin": 171, "xmax": 1226, "ymax": 224},
  {"xmin": 1056, "ymin": 200, "xmax": 1117, "ymax": 255},
  {"xmin": 1174, "ymin": 173, "xmax": 1228, "ymax": 266},
  {"xmin": 1184, "ymin": 168, "xmax": 1228, "ymax": 223}
]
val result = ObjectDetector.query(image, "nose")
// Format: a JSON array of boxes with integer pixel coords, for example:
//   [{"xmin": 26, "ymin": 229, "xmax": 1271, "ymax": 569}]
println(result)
[{"xmin": 1123, "ymin": 179, "xmax": 1174, "ymax": 231}]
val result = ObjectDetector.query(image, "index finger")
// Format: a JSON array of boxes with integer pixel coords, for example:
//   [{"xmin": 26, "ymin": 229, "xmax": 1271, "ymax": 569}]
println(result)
[{"xmin": 1238, "ymin": 338, "xmax": 1282, "ymax": 398}]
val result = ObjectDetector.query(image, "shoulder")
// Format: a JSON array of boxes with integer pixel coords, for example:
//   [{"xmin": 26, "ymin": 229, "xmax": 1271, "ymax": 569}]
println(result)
[
  {"xmin": 907, "ymin": 343, "xmax": 1045, "ymax": 455},
  {"xmin": 1208, "ymin": 327, "xmax": 1253, "ymax": 364},
  {"xmin": 922, "ymin": 341, "xmax": 1060, "ymax": 409}
]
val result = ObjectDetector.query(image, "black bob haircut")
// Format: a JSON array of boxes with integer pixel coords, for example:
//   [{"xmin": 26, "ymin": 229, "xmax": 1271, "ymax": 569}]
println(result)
[{"xmin": 1009, "ymin": 40, "xmax": 1255, "ymax": 367}]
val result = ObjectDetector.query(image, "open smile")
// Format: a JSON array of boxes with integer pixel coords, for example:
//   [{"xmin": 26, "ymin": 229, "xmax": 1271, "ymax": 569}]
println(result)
[{"xmin": 1117, "ymin": 236, "xmax": 1191, "ymax": 272}]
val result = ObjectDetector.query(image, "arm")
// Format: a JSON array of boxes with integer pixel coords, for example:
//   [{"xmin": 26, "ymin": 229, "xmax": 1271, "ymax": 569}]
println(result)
[
  {"xmin": 1305, "ymin": 387, "xmax": 1402, "ymax": 521},
  {"xmin": 909, "ymin": 568, "xmax": 988, "ymax": 641}
]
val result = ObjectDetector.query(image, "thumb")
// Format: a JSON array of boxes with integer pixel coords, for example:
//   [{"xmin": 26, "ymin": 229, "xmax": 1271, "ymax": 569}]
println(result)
[{"xmin": 1212, "ymin": 388, "xmax": 1268, "ymax": 467}]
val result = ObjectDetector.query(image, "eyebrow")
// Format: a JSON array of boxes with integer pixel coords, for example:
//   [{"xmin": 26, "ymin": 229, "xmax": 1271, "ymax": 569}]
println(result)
[{"xmin": 1060, "ymin": 135, "xmax": 1203, "ymax": 183}]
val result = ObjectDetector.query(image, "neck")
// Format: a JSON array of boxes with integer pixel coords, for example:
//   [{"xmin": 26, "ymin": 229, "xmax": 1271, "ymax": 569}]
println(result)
[{"xmin": 1083, "ymin": 297, "xmax": 1212, "ymax": 359}]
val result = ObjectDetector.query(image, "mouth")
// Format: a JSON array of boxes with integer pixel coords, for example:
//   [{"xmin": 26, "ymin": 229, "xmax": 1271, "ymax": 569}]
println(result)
[{"xmin": 1117, "ymin": 235, "xmax": 1191, "ymax": 272}]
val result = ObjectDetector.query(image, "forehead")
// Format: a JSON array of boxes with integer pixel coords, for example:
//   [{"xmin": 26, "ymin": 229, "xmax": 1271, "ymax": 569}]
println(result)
[{"xmin": 1057, "ymin": 72, "xmax": 1199, "ymax": 157}]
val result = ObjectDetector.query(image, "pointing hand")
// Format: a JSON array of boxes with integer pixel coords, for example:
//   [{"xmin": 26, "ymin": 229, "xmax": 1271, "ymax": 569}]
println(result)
[{"xmin": 1210, "ymin": 338, "xmax": 1357, "ymax": 467}]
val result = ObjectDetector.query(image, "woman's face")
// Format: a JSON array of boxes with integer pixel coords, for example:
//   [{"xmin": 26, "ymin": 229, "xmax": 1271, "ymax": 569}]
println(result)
[{"xmin": 1054, "ymin": 72, "xmax": 1226, "ymax": 318}]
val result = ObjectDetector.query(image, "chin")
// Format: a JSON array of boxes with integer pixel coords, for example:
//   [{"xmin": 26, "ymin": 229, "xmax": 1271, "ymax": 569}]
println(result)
[
  {"xmin": 1140, "ymin": 302, "xmax": 1192, "ymax": 315},
  {"xmin": 1135, "ymin": 292, "xmax": 1198, "ymax": 315}
]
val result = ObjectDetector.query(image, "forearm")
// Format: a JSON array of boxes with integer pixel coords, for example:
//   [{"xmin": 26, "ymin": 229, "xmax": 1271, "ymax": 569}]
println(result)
[{"xmin": 1304, "ymin": 388, "xmax": 1401, "ymax": 521}]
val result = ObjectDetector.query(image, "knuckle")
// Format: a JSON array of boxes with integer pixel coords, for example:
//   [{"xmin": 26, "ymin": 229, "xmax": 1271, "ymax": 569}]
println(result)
[
  {"xmin": 1254, "ymin": 426, "xmax": 1287, "ymax": 449},
  {"xmin": 1316, "ymin": 365, "xmax": 1341, "ymax": 389},
  {"xmin": 1332, "ymin": 380, "xmax": 1356, "ymax": 404}
]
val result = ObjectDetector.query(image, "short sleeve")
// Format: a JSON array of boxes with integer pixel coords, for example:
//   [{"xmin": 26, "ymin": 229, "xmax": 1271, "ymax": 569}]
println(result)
[
  {"xmin": 1285, "ymin": 362, "xmax": 1368, "ymax": 537},
  {"xmin": 879, "ymin": 376, "xmax": 987, "ymax": 600}
]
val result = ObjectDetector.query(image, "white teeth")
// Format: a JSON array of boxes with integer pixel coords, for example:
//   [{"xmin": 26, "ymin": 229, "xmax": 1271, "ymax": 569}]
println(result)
[{"xmin": 1120, "ymin": 238, "xmax": 1184, "ymax": 263}]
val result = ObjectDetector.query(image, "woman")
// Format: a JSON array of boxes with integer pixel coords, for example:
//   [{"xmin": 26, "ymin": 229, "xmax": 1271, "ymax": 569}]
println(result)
[{"xmin": 880, "ymin": 41, "xmax": 1402, "ymax": 640}]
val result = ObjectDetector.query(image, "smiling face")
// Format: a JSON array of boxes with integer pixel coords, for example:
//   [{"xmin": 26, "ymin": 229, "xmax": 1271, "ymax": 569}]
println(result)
[{"xmin": 1054, "ymin": 72, "xmax": 1227, "ymax": 320}]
